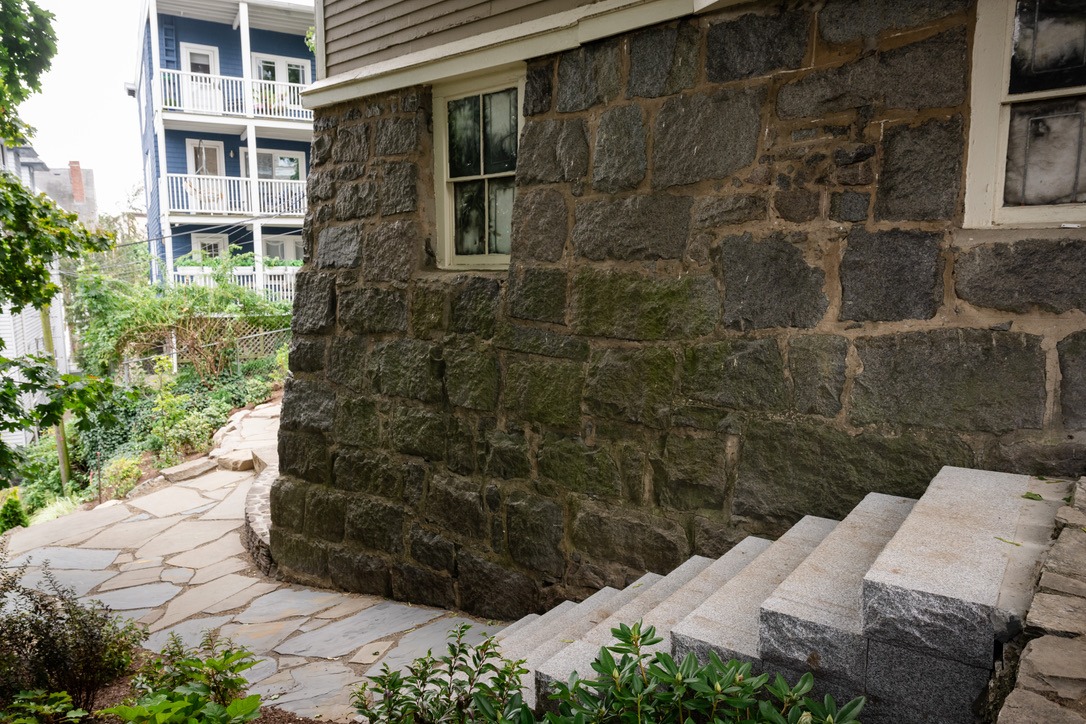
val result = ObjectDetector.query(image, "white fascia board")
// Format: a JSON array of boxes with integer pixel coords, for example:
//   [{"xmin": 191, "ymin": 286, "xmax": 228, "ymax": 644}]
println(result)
[{"xmin": 303, "ymin": 0, "xmax": 745, "ymax": 109}]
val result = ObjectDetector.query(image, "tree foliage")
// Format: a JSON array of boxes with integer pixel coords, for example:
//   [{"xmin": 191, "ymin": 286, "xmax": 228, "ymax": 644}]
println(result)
[{"xmin": 0, "ymin": 0, "xmax": 56, "ymax": 144}]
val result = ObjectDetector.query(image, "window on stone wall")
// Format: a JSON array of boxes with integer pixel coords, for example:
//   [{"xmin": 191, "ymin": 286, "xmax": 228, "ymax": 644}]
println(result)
[
  {"xmin": 433, "ymin": 68, "xmax": 525, "ymax": 269},
  {"xmin": 965, "ymin": 0, "xmax": 1086, "ymax": 227}
]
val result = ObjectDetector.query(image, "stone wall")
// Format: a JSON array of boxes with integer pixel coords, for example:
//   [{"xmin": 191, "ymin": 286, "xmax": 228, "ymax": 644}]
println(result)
[{"xmin": 273, "ymin": 0, "xmax": 1086, "ymax": 619}]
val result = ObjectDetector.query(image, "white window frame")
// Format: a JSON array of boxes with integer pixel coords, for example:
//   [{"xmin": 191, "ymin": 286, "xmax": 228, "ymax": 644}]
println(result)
[
  {"xmin": 181, "ymin": 42, "xmax": 221, "ymax": 75},
  {"xmin": 433, "ymin": 65, "xmax": 525, "ymax": 270},
  {"xmin": 190, "ymin": 233, "xmax": 227, "ymax": 263},
  {"xmin": 240, "ymin": 147, "xmax": 308, "ymax": 181},
  {"xmin": 965, "ymin": 0, "xmax": 1086, "ymax": 228},
  {"xmin": 185, "ymin": 138, "xmax": 225, "ymax": 176},
  {"xmin": 264, "ymin": 233, "xmax": 303, "ymax": 261},
  {"xmin": 251, "ymin": 52, "xmax": 312, "ymax": 85}
]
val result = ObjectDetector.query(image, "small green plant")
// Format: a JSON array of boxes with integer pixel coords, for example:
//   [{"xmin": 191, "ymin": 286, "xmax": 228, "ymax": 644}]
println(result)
[
  {"xmin": 0, "ymin": 544, "xmax": 146, "ymax": 711},
  {"xmin": 0, "ymin": 490, "xmax": 29, "ymax": 534},
  {"xmin": 103, "ymin": 631, "xmax": 261, "ymax": 724},
  {"xmin": 102, "ymin": 456, "xmax": 142, "ymax": 498},
  {"xmin": 353, "ymin": 623, "xmax": 534, "ymax": 723},
  {"xmin": 0, "ymin": 690, "xmax": 87, "ymax": 723}
]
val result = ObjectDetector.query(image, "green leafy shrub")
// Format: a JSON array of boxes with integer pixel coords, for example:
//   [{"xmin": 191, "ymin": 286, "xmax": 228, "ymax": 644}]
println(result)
[
  {"xmin": 352, "ymin": 623, "xmax": 865, "ymax": 724},
  {"xmin": 103, "ymin": 631, "xmax": 261, "ymax": 724},
  {"xmin": 353, "ymin": 623, "xmax": 534, "ymax": 724},
  {"xmin": 102, "ymin": 457, "xmax": 142, "ymax": 498},
  {"xmin": 0, "ymin": 690, "xmax": 87, "ymax": 723},
  {"xmin": 0, "ymin": 490, "xmax": 29, "ymax": 534},
  {"xmin": 0, "ymin": 545, "xmax": 146, "ymax": 711}
]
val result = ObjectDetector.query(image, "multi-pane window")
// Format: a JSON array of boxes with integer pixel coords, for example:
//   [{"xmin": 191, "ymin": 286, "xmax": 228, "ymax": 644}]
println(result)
[
  {"xmin": 434, "ymin": 72, "xmax": 523, "ymax": 268},
  {"xmin": 1004, "ymin": 1, "xmax": 1086, "ymax": 206},
  {"xmin": 966, "ymin": 0, "xmax": 1086, "ymax": 226}
]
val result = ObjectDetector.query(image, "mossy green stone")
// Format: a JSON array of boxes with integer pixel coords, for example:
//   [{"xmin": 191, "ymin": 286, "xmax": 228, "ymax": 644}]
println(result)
[
  {"xmin": 571, "ymin": 268, "xmax": 720, "ymax": 340},
  {"xmin": 444, "ymin": 339, "xmax": 500, "ymax": 411},
  {"xmin": 503, "ymin": 358, "xmax": 584, "ymax": 429},
  {"xmin": 681, "ymin": 338, "xmax": 788, "ymax": 411},
  {"xmin": 537, "ymin": 434, "xmax": 621, "ymax": 497},
  {"xmin": 585, "ymin": 347, "xmax": 677, "ymax": 427}
]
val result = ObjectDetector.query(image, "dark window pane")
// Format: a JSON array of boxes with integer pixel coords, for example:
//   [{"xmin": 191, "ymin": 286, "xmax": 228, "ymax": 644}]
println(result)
[
  {"xmin": 1010, "ymin": 0, "xmax": 1086, "ymax": 94},
  {"xmin": 1004, "ymin": 95, "xmax": 1086, "ymax": 204},
  {"xmin": 455, "ymin": 180, "xmax": 486, "ymax": 255},
  {"xmin": 483, "ymin": 88, "xmax": 518, "ymax": 174},
  {"xmin": 448, "ymin": 96, "xmax": 480, "ymax": 178},
  {"xmin": 288, "ymin": 64, "xmax": 304, "ymax": 84},
  {"xmin": 488, "ymin": 178, "xmax": 515, "ymax": 254}
]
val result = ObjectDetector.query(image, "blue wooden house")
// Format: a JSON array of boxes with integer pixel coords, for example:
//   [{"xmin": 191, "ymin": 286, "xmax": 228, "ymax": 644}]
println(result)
[{"xmin": 133, "ymin": 0, "xmax": 315, "ymax": 301}]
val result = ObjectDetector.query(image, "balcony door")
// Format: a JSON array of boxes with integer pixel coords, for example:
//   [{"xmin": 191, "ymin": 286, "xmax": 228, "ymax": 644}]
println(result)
[
  {"xmin": 180, "ymin": 43, "xmax": 222, "ymax": 113},
  {"xmin": 242, "ymin": 148, "xmax": 307, "ymax": 214},
  {"xmin": 251, "ymin": 53, "xmax": 310, "ymax": 118},
  {"xmin": 185, "ymin": 139, "xmax": 230, "ymax": 213}
]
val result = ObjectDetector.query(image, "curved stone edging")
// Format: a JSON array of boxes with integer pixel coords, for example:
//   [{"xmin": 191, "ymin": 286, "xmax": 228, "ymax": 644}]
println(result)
[{"xmin": 244, "ymin": 463, "xmax": 277, "ymax": 577}]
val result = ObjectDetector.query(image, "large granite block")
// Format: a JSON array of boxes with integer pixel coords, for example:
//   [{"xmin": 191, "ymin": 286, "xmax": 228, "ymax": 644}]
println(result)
[
  {"xmin": 760, "ymin": 494, "xmax": 915, "ymax": 684},
  {"xmin": 862, "ymin": 467, "xmax": 1068, "ymax": 667},
  {"xmin": 865, "ymin": 640, "xmax": 992, "ymax": 724}
]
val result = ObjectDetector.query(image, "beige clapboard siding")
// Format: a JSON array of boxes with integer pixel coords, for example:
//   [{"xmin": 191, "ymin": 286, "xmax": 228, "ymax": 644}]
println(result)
[{"xmin": 325, "ymin": 0, "xmax": 600, "ymax": 77}]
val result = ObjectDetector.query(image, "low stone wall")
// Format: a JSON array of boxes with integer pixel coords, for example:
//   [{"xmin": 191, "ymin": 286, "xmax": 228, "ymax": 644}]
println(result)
[{"xmin": 273, "ymin": 0, "xmax": 1086, "ymax": 618}]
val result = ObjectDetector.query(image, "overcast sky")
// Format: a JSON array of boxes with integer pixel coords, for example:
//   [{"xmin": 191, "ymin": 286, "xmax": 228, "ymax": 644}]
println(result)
[{"xmin": 22, "ymin": 0, "xmax": 145, "ymax": 216}]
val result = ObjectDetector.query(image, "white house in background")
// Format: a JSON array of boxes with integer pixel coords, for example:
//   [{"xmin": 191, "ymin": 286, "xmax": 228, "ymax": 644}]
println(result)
[
  {"xmin": 131, "ymin": 0, "xmax": 315, "ymax": 303},
  {"xmin": 0, "ymin": 146, "xmax": 82, "ymax": 449}
]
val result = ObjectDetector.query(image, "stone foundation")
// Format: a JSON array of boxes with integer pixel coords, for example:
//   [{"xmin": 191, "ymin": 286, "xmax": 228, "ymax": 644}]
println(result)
[{"xmin": 273, "ymin": 0, "xmax": 1086, "ymax": 618}]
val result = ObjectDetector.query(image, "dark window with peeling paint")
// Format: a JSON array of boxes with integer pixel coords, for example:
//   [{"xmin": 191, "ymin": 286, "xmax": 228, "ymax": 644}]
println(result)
[{"xmin": 1010, "ymin": 0, "xmax": 1086, "ymax": 95}]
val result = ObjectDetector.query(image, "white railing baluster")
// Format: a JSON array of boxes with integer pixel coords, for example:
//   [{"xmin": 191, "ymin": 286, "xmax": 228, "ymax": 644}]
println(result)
[
  {"xmin": 256, "ymin": 179, "xmax": 307, "ymax": 215},
  {"xmin": 159, "ymin": 70, "xmax": 311, "ymax": 121},
  {"xmin": 166, "ymin": 174, "xmax": 252, "ymax": 215}
]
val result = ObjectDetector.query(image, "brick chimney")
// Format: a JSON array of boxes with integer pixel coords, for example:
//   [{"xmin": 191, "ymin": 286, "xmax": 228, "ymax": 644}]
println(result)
[{"xmin": 68, "ymin": 161, "xmax": 84, "ymax": 203}]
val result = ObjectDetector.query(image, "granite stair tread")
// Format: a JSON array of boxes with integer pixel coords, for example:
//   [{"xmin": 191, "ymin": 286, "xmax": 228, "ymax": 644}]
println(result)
[
  {"xmin": 862, "ymin": 466, "xmax": 1069, "ymax": 668},
  {"xmin": 671, "ymin": 516, "xmax": 838, "ymax": 667},
  {"xmin": 535, "ymin": 538, "xmax": 771, "ymax": 704},
  {"xmin": 759, "ymin": 493, "xmax": 916, "ymax": 685},
  {"xmin": 496, "ymin": 600, "xmax": 575, "ymax": 646}
]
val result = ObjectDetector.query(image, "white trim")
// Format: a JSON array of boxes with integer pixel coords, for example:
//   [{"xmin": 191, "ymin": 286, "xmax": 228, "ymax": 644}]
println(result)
[
  {"xmin": 191, "ymin": 232, "xmax": 228, "ymax": 261},
  {"xmin": 240, "ymin": 147, "xmax": 308, "ymax": 180},
  {"xmin": 964, "ymin": 0, "xmax": 1086, "ymax": 228},
  {"xmin": 264, "ymin": 233, "xmax": 303, "ymax": 261},
  {"xmin": 179, "ymin": 42, "xmax": 221, "ymax": 75},
  {"xmin": 314, "ymin": 0, "xmax": 325, "ymax": 81},
  {"xmin": 252, "ymin": 52, "xmax": 312, "ymax": 84},
  {"xmin": 303, "ymin": 0, "xmax": 747, "ymax": 109},
  {"xmin": 185, "ymin": 138, "xmax": 226, "ymax": 175},
  {"xmin": 433, "ymin": 68, "xmax": 525, "ymax": 270}
]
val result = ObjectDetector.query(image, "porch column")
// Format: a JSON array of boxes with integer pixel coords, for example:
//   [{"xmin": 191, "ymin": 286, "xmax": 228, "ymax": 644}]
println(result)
[
  {"xmin": 149, "ymin": 0, "xmax": 173, "ymax": 285},
  {"xmin": 246, "ymin": 124, "xmax": 264, "ymax": 290},
  {"xmin": 238, "ymin": 2, "xmax": 253, "ymax": 117}
]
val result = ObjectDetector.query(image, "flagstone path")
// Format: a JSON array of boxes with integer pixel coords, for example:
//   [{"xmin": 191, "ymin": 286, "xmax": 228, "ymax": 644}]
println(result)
[{"xmin": 2, "ymin": 402, "xmax": 499, "ymax": 721}]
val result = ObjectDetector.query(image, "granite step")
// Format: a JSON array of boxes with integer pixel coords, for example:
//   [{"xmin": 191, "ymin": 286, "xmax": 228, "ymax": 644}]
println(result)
[
  {"xmin": 759, "ymin": 493, "xmax": 916, "ymax": 687},
  {"xmin": 535, "ymin": 538, "xmax": 771, "ymax": 705},
  {"xmin": 862, "ymin": 466, "xmax": 1069, "ymax": 669},
  {"xmin": 510, "ymin": 572, "xmax": 663, "ymax": 708},
  {"xmin": 497, "ymin": 599, "xmax": 580, "ymax": 650},
  {"xmin": 671, "ymin": 516, "xmax": 838, "ymax": 670},
  {"xmin": 495, "ymin": 613, "xmax": 540, "ymax": 642}
]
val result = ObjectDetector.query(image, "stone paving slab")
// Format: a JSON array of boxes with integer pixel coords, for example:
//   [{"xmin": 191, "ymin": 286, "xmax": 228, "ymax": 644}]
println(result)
[
  {"xmin": 372, "ymin": 617, "xmax": 490, "ymax": 673},
  {"xmin": 1, "ymin": 403, "xmax": 495, "ymax": 722},
  {"xmin": 21, "ymin": 568, "xmax": 117, "ymax": 597}
]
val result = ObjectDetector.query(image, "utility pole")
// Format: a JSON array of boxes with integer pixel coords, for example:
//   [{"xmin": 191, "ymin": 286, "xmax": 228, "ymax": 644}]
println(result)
[{"xmin": 39, "ymin": 303, "xmax": 70, "ymax": 487}]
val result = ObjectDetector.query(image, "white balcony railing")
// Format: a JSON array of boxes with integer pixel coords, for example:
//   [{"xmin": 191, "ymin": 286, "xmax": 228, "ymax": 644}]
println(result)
[
  {"xmin": 258, "ymin": 179, "xmax": 307, "ymax": 214},
  {"xmin": 173, "ymin": 265, "xmax": 300, "ymax": 302},
  {"xmin": 160, "ymin": 69, "xmax": 313, "ymax": 121},
  {"xmin": 166, "ymin": 175, "xmax": 307, "ymax": 217},
  {"xmin": 166, "ymin": 174, "xmax": 251, "ymax": 215}
]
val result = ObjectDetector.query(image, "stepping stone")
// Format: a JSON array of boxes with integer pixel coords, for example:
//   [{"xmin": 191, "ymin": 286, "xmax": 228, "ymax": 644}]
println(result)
[
  {"xmin": 672, "ymin": 516, "xmax": 838, "ymax": 668},
  {"xmin": 1026, "ymin": 593, "xmax": 1086, "ymax": 638},
  {"xmin": 129, "ymin": 487, "xmax": 209, "ymax": 517},
  {"xmin": 220, "ymin": 618, "xmax": 306, "ymax": 652},
  {"xmin": 205, "ymin": 582, "xmax": 279, "ymax": 614},
  {"xmin": 760, "ymin": 493, "xmax": 915, "ymax": 685},
  {"xmin": 121, "ymin": 557, "xmax": 164, "ymax": 571},
  {"xmin": 274, "ymin": 601, "xmax": 444, "ymax": 658},
  {"xmin": 200, "ymin": 479, "xmax": 252, "ymax": 520},
  {"xmin": 22, "ymin": 569, "xmax": 116, "ymax": 597},
  {"xmin": 217, "ymin": 449, "xmax": 254, "ymax": 471},
  {"xmin": 252, "ymin": 661, "xmax": 356, "ymax": 720},
  {"xmin": 151, "ymin": 574, "xmax": 264, "ymax": 631},
  {"xmin": 79, "ymin": 516, "xmax": 183, "ymax": 549},
  {"xmin": 166, "ymin": 533, "xmax": 246, "ymax": 569},
  {"xmin": 89, "ymin": 581, "xmax": 182, "ymax": 610},
  {"xmin": 234, "ymin": 588, "xmax": 345, "ymax": 624},
  {"xmin": 161, "ymin": 567, "xmax": 194, "ymax": 584},
  {"xmin": 136, "ymin": 520, "xmax": 240, "ymax": 559},
  {"xmin": 351, "ymin": 640, "xmax": 392, "ymax": 665},
  {"xmin": 145, "ymin": 615, "xmax": 235, "ymax": 652},
  {"xmin": 96, "ymin": 567, "xmax": 166, "ymax": 592},
  {"xmin": 189, "ymin": 556, "xmax": 248, "ymax": 585},
  {"xmin": 1016, "ymin": 636, "xmax": 1086, "ymax": 702},
  {"xmin": 998, "ymin": 689, "xmax": 1086, "ymax": 724},
  {"xmin": 4, "ymin": 504, "xmax": 131, "ymax": 555},
  {"xmin": 243, "ymin": 658, "xmax": 278, "ymax": 685},
  {"xmin": 312, "ymin": 596, "xmax": 380, "ymax": 619},
  {"xmin": 10, "ymin": 547, "xmax": 120, "ymax": 571},
  {"xmin": 862, "ymin": 467, "xmax": 1069, "ymax": 668},
  {"xmin": 251, "ymin": 446, "xmax": 278, "ymax": 471},
  {"xmin": 373, "ymin": 617, "xmax": 491, "ymax": 672},
  {"xmin": 178, "ymin": 469, "xmax": 251, "ymax": 492},
  {"xmin": 161, "ymin": 457, "xmax": 216, "ymax": 482},
  {"xmin": 181, "ymin": 503, "xmax": 217, "ymax": 514}
]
